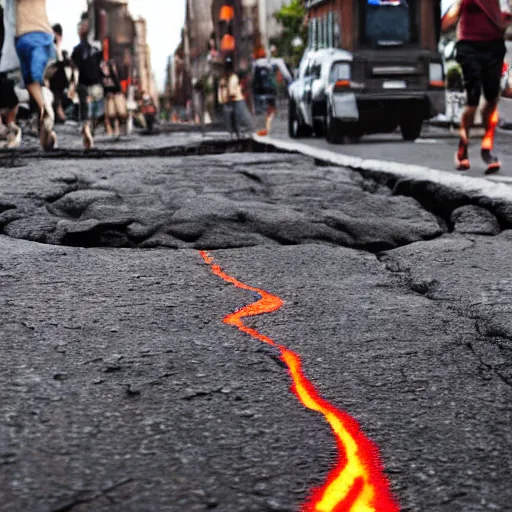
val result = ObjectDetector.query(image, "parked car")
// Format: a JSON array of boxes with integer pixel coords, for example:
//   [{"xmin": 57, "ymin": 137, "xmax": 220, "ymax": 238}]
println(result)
[
  {"xmin": 288, "ymin": 49, "xmax": 350, "ymax": 139},
  {"xmin": 288, "ymin": 44, "xmax": 445, "ymax": 143}
]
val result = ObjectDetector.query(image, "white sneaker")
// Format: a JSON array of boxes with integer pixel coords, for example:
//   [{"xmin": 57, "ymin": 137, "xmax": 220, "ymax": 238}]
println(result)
[{"xmin": 6, "ymin": 123, "xmax": 22, "ymax": 148}]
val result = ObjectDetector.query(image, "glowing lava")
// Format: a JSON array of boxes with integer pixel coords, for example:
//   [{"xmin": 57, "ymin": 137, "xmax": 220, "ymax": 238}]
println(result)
[{"xmin": 200, "ymin": 251, "xmax": 400, "ymax": 512}]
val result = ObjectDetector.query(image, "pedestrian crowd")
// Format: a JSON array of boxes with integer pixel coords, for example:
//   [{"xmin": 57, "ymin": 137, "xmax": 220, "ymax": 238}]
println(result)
[{"xmin": 0, "ymin": 0, "xmax": 152, "ymax": 151}]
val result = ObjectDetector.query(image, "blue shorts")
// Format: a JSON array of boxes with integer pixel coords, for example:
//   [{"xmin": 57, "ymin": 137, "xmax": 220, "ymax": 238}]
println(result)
[{"xmin": 15, "ymin": 32, "xmax": 54, "ymax": 86}]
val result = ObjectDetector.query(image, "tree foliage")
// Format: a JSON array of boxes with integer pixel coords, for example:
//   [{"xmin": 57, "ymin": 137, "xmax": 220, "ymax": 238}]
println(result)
[{"xmin": 273, "ymin": 0, "xmax": 307, "ymax": 66}]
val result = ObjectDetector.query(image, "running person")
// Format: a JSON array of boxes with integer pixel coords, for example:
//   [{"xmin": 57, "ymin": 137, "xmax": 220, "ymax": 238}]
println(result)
[
  {"xmin": 0, "ymin": 0, "xmax": 22, "ymax": 148},
  {"xmin": 14, "ymin": 0, "xmax": 56, "ymax": 150},
  {"xmin": 443, "ymin": 0, "xmax": 512, "ymax": 173}
]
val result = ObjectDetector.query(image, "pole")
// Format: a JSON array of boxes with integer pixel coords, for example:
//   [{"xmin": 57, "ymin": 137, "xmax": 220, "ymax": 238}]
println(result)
[
  {"xmin": 183, "ymin": 0, "xmax": 194, "ymax": 122},
  {"xmin": 258, "ymin": 0, "xmax": 269, "ymax": 57}
]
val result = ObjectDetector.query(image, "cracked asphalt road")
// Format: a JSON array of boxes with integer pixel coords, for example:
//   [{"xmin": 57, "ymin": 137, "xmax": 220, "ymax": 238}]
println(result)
[{"xmin": 0, "ymin": 131, "xmax": 511, "ymax": 512}]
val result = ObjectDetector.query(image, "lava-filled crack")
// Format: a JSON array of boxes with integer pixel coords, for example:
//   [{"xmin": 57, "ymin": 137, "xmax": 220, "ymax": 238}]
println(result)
[{"xmin": 200, "ymin": 251, "xmax": 399, "ymax": 512}]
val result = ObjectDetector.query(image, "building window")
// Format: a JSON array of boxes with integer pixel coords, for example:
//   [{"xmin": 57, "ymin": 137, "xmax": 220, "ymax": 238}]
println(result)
[{"xmin": 360, "ymin": 0, "xmax": 418, "ymax": 47}]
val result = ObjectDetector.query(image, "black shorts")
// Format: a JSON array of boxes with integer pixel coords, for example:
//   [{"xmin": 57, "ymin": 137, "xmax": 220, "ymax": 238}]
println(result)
[
  {"xmin": 0, "ymin": 73, "xmax": 19, "ymax": 110},
  {"xmin": 456, "ymin": 40, "xmax": 506, "ymax": 107}
]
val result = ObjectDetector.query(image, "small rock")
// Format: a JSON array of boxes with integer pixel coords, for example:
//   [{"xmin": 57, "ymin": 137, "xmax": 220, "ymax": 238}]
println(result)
[
  {"xmin": 125, "ymin": 384, "xmax": 141, "ymax": 397},
  {"xmin": 53, "ymin": 373, "xmax": 69, "ymax": 381},
  {"xmin": 451, "ymin": 206, "xmax": 500, "ymax": 235},
  {"xmin": 104, "ymin": 363, "xmax": 122, "ymax": 373}
]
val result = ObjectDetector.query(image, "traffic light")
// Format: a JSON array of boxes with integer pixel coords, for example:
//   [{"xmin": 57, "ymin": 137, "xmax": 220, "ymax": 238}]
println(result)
[{"xmin": 218, "ymin": 2, "xmax": 235, "ymax": 54}]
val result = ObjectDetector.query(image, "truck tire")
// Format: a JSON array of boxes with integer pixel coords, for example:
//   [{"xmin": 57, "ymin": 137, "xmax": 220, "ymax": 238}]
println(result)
[
  {"xmin": 288, "ymin": 100, "xmax": 311, "ymax": 138},
  {"xmin": 400, "ymin": 118, "xmax": 423, "ymax": 141}
]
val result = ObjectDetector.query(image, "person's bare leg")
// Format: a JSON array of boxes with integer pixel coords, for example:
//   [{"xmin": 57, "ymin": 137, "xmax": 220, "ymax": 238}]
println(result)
[
  {"xmin": 26, "ymin": 82, "xmax": 44, "ymax": 114},
  {"xmin": 113, "ymin": 117, "xmax": 120, "ymax": 137},
  {"xmin": 27, "ymin": 83, "xmax": 56, "ymax": 149},
  {"xmin": 480, "ymin": 98, "xmax": 499, "ymax": 149},
  {"xmin": 105, "ymin": 116, "xmax": 113, "ymax": 136},
  {"xmin": 456, "ymin": 105, "xmax": 477, "ymax": 170},
  {"xmin": 6, "ymin": 106, "xmax": 22, "ymax": 148},
  {"xmin": 5, "ymin": 105, "xmax": 17, "ymax": 125},
  {"xmin": 265, "ymin": 111, "xmax": 275, "ymax": 133},
  {"xmin": 82, "ymin": 119, "xmax": 94, "ymax": 149},
  {"xmin": 480, "ymin": 97, "xmax": 501, "ymax": 172}
]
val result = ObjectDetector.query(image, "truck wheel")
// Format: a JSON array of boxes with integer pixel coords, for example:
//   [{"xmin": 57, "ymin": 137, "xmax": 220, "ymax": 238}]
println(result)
[
  {"xmin": 288, "ymin": 101, "xmax": 311, "ymax": 138},
  {"xmin": 400, "ymin": 118, "xmax": 423, "ymax": 141},
  {"xmin": 325, "ymin": 111, "xmax": 344, "ymax": 144}
]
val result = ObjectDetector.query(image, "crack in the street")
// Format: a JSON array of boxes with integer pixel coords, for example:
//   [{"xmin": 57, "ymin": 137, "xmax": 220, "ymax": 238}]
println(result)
[
  {"xmin": 51, "ymin": 478, "xmax": 135, "ymax": 512},
  {"xmin": 200, "ymin": 251, "xmax": 400, "ymax": 512}
]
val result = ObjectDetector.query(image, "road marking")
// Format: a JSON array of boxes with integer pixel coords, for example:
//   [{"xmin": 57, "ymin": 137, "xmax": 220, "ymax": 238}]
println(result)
[
  {"xmin": 200, "ymin": 251, "xmax": 399, "ymax": 512},
  {"xmin": 415, "ymin": 139, "xmax": 438, "ymax": 144}
]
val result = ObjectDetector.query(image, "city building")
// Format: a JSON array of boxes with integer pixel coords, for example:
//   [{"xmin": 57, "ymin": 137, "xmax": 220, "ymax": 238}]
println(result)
[{"xmin": 87, "ymin": 0, "xmax": 157, "ymax": 104}]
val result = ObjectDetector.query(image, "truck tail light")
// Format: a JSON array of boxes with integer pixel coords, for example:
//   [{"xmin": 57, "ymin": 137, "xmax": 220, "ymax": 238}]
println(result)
[
  {"xmin": 429, "ymin": 62, "xmax": 444, "ymax": 88},
  {"xmin": 335, "ymin": 80, "xmax": 351, "ymax": 88}
]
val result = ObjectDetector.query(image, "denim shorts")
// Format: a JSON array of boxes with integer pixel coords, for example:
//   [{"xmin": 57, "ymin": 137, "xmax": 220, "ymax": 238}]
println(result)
[{"xmin": 15, "ymin": 31, "xmax": 54, "ymax": 86}]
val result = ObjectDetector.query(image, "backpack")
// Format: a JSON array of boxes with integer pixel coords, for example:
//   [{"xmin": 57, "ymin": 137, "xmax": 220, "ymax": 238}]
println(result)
[{"xmin": 253, "ymin": 65, "xmax": 276, "ymax": 96}]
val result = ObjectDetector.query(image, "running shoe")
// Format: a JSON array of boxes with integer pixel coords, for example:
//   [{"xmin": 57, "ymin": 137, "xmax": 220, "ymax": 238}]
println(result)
[
  {"xmin": 455, "ymin": 139, "xmax": 470, "ymax": 171},
  {"xmin": 481, "ymin": 148, "xmax": 501, "ymax": 174}
]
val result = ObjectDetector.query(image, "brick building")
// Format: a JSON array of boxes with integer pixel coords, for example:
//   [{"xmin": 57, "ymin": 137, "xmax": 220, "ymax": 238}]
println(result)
[{"xmin": 87, "ymin": 0, "xmax": 157, "ymax": 104}]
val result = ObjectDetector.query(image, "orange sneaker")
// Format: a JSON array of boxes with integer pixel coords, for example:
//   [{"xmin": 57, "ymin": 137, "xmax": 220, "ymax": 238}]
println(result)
[
  {"xmin": 455, "ymin": 140, "xmax": 470, "ymax": 171},
  {"xmin": 481, "ymin": 148, "xmax": 501, "ymax": 174}
]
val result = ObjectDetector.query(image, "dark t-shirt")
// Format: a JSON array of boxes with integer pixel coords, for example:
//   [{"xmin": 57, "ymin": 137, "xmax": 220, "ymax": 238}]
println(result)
[
  {"xmin": 102, "ymin": 62, "xmax": 121, "ymax": 94},
  {"xmin": 71, "ymin": 41, "xmax": 102, "ymax": 86},
  {"xmin": 459, "ymin": 0, "xmax": 504, "ymax": 42}
]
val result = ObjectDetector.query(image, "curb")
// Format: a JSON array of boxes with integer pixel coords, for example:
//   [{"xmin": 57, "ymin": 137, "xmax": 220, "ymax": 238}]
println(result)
[{"xmin": 252, "ymin": 134, "xmax": 512, "ymax": 226}]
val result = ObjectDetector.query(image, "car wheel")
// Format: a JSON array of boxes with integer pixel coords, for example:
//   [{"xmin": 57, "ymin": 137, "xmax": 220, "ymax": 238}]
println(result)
[
  {"xmin": 288, "ymin": 100, "xmax": 312, "ymax": 138},
  {"xmin": 400, "ymin": 117, "xmax": 423, "ymax": 141},
  {"xmin": 288, "ymin": 100, "xmax": 299, "ymax": 138},
  {"xmin": 325, "ymin": 110, "xmax": 344, "ymax": 144}
]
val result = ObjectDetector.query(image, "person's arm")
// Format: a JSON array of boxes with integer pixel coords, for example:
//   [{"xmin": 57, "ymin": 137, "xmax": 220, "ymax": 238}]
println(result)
[
  {"xmin": 228, "ymin": 74, "xmax": 239, "ymax": 101},
  {"xmin": 501, "ymin": 10, "xmax": 512, "ymax": 30},
  {"xmin": 441, "ymin": 0, "xmax": 463, "ymax": 33}
]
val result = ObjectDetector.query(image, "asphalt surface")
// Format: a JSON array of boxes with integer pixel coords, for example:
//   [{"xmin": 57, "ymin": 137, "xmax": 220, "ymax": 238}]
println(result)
[
  {"xmin": 270, "ymin": 99, "xmax": 512, "ymax": 183},
  {"xmin": 1, "ymin": 129, "xmax": 511, "ymax": 512}
]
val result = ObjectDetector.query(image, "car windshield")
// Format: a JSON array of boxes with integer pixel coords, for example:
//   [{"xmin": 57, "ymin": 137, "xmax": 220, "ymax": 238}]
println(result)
[{"xmin": 362, "ymin": 0, "xmax": 416, "ymax": 47}]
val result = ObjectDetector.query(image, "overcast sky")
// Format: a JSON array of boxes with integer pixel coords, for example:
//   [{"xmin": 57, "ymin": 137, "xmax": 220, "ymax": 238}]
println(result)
[{"xmin": 46, "ymin": 0, "xmax": 186, "ymax": 91}]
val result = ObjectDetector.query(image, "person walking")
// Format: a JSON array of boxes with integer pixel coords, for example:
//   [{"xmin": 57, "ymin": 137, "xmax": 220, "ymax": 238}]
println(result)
[
  {"xmin": 14, "ymin": 0, "xmax": 56, "ymax": 150},
  {"xmin": 71, "ymin": 16, "xmax": 103, "ymax": 149},
  {"xmin": 100, "ymin": 59, "xmax": 126, "ymax": 137},
  {"xmin": 0, "ymin": 0, "xmax": 22, "ymax": 148},
  {"xmin": 48, "ymin": 23, "xmax": 69, "ymax": 123},
  {"xmin": 218, "ymin": 58, "xmax": 253, "ymax": 137},
  {"xmin": 443, "ymin": 0, "xmax": 512, "ymax": 173}
]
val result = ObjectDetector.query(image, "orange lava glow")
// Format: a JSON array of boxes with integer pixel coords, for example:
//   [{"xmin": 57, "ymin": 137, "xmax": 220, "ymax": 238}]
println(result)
[{"xmin": 200, "ymin": 251, "xmax": 400, "ymax": 512}]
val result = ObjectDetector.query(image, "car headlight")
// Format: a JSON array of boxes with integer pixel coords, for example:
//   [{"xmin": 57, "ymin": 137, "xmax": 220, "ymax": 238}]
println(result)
[{"xmin": 429, "ymin": 62, "xmax": 444, "ymax": 88}]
